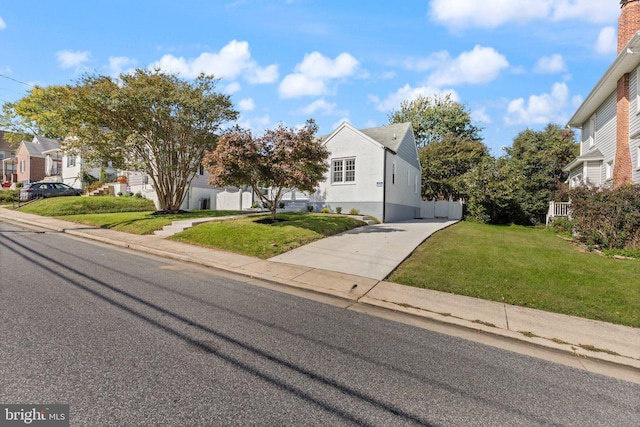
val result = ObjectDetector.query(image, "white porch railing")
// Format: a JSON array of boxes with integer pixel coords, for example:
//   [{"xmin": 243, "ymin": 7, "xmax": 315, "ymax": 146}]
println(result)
[{"xmin": 546, "ymin": 201, "xmax": 570, "ymax": 225}]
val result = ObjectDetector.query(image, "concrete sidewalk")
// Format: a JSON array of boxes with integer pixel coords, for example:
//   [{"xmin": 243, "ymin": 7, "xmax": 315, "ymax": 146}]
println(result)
[{"xmin": 1, "ymin": 206, "xmax": 639, "ymax": 378}]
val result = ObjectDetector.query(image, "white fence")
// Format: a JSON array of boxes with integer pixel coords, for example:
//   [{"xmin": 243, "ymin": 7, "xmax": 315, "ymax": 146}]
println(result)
[{"xmin": 420, "ymin": 200, "xmax": 463, "ymax": 220}]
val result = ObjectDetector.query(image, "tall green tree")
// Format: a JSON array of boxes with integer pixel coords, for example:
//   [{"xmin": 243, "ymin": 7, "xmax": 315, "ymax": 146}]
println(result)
[
  {"xmin": 1, "ymin": 85, "xmax": 72, "ymax": 145},
  {"xmin": 7, "ymin": 69, "xmax": 238, "ymax": 212},
  {"xmin": 388, "ymin": 94, "xmax": 482, "ymax": 148},
  {"xmin": 204, "ymin": 119, "xmax": 329, "ymax": 222},
  {"xmin": 500, "ymin": 124, "xmax": 578, "ymax": 224},
  {"xmin": 419, "ymin": 134, "xmax": 491, "ymax": 200}
]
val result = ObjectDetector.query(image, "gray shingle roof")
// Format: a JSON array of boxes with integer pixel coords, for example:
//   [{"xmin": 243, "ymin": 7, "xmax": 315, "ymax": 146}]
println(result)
[
  {"xmin": 359, "ymin": 122, "xmax": 412, "ymax": 153},
  {"xmin": 21, "ymin": 136, "xmax": 61, "ymax": 157}
]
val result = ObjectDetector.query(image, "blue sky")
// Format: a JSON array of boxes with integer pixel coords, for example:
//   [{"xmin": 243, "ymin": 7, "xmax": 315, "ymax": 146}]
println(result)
[{"xmin": 0, "ymin": 1, "xmax": 622, "ymax": 155}]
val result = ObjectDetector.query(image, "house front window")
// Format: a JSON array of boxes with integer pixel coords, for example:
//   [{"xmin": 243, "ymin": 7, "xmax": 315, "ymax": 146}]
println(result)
[
  {"xmin": 332, "ymin": 158, "xmax": 355, "ymax": 183},
  {"xmin": 605, "ymin": 161, "xmax": 613, "ymax": 181},
  {"xmin": 67, "ymin": 156, "xmax": 76, "ymax": 167}
]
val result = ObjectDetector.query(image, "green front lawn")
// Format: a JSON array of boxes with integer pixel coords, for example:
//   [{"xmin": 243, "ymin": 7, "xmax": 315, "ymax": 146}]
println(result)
[
  {"xmin": 170, "ymin": 213, "xmax": 366, "ymax": 258},
  {"xmin": 389, "ymin": 221, "xmax": 640, "ymax": 328},
  {"xmin": 18, "ymin": 196, "xmax": 245, "ymax": 234}
]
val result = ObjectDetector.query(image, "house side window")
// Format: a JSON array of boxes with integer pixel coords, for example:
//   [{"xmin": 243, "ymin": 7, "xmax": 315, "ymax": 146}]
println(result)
[
  {"xmin": 407, "ymin": 170, "xmax": 410, "ymax": 187},
  {"xmin": 67, "ymin": 156, "xmax": 76, "ymax": 167},
  {"xmin": 198, "ymin": 165, "xmax": 204, "ymax": 175},
  {"xmin": 19, "ymin": 160, "xmax": 25, "ymax": 173},
  {"xmin": 605, "ymin": 161, "xmax": 613, "ymax": 181},
  {"xmin": 414, "ymin": 174, "xmax": 418, "ymax": 194},
  {"xmin": 588, "ymin": 115, "xmax": 596, "ymax": 148},
  {"xmin": 332, "ymin": 158, "xmax": 355, "ymax": 183},
  {"xmin": 392, "ymin": 162, "xmax": 396, "ymax": 185}
]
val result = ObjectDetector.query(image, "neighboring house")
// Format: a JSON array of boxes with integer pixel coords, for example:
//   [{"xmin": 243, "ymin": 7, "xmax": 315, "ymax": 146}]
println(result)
[
  {"xmin": 311, "ymin": 121, "xmax": 422, "ymax": 222},
  {"xmin": 15, "ymin": 136, "xmax": 61, "ymax": 184},
  {"xmin": 564, "ymin": 0, "xmax": 640, "ymax": 188},
  {"xmin": 0, "ymin": 131, "xmax": 18, "ymax": 183}
]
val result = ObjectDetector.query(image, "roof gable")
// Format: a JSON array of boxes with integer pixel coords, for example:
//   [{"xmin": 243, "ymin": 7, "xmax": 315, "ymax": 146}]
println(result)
[
  {"xmin": 320, "ymin": 121, "xmax": 420, "ymax": 170},
  {"xmin": 19, "ymin": 136, "xmax": 61, "ymax": 157},
  {"xmin": 568, "ymin": 32, "xmax": 640, "ymax": 127}
]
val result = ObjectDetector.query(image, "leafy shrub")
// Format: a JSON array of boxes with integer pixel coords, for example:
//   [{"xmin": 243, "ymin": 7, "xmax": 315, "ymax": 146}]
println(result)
[
  {"xmin": 279, "ymin": 201, "xmax": 285, "ymax": 209},
  {"xmin": 569, "ymin": 184, "xmax": 640, "ymax": 250},
  {"xmin": 349, "ymin": 208, "xmax": 359, "ymax": 215},
  {"xmin": 335, "ymin": 207, "xmax": 342, "ymax": 214},
  {"xmin": 549, "ymin": 217, "xmax": 573, "ymax": 237},
  {"xmin": 0, "ymin": 190, "xmax": 19, "ymax": 203},
  {"xmin": 135, "ymin": 192, "xmax": 143, "ymax": 198},
  {"xmin": 307, "ymin": 205, "xmax": 314, "ymax": 212},
  {"xmin": 321, "ymin": 207, "xmax": 330, "ymax": 213}
]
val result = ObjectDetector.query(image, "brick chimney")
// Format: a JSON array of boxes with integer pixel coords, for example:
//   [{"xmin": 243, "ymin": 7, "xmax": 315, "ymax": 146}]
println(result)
[
  {"xmin": 614, "ymin": 0, "xmax": 639, "ymax": 187},
  {"xmin": 619, "ymin": 0, "xmax": 640, "ymax": 53}
]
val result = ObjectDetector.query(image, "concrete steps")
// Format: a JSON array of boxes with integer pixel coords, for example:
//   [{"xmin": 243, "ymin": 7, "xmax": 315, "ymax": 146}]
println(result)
[
  {"xmin": 153, "ymin": 218, "xmax": 216, "ymax": 237},
  {"xmin": 88, "ymin": 183, "xmax": 114, "ymax": 196}
]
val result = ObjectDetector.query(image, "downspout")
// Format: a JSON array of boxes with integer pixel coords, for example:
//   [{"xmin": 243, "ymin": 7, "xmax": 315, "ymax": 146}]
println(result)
[{"xmin": 382, "ymin": 149, "xmax": 387, "ymax": 223}]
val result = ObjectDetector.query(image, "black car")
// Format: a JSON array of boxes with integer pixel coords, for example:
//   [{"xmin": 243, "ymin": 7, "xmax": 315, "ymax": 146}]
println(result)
[{"xmin": 19, "ymin": 182, "xmax": 82, "ymax": 201}]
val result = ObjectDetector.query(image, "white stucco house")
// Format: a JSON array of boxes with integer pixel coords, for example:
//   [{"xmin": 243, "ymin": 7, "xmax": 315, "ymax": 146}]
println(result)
[{"xmin": 311, "ymin": 121, "xmax": 422, "ymax": 222}]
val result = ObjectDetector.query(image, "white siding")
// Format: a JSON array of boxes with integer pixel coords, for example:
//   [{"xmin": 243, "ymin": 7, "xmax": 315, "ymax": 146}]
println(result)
[{"xmin": 586, "ymin": 161, "xmax": 603, "ymax": 186}]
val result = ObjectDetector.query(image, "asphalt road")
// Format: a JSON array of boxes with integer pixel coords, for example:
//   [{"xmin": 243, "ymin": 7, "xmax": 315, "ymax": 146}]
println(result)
[{"xmin": 1, "ymin": 221, "xmax": 639, "ymax": 426}]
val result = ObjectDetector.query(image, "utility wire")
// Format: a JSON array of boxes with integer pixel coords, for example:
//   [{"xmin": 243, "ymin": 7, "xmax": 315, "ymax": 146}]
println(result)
[{"xmin": 0, "ymin": 73, "xmax": 35, "ymax": 88}]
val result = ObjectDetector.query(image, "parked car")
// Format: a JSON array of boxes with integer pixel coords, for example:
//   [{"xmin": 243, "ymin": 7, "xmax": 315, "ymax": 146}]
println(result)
[{"xmin": 19, "ymin": 182, "xmax": 82, "ymax": 201}]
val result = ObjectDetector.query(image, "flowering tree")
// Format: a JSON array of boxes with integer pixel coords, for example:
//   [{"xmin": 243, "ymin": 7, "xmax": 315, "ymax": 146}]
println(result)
[{"xmin": 204, "ymin": 119, "xmax": 329, "ymax": 221}]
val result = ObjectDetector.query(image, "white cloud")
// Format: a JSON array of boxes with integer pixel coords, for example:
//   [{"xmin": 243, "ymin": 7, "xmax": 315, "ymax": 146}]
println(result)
[
  {"xmin": 429, "ymin": 0, "xmax": 550, "ymax": 31},
  {"xmin": 238, "ymin": 98, "xmax": 255, "ymax": 111},
  {"xmin": 0, "ymin": 16, "xmax": 6, "ymax": 30},
  {"xmin": 533, "ymin": 54, "xmax": 567, "ymax": 74},
  {"xmin": 279, "ymin": 52, "xmax": 359, "ymax": 98},
  {"xmin": 370, "ymin": 84, "xmax": 460, "ymax": 112},
  {"xmin": 224, "ymin": 82, "xmax": 241, "ymax": 94},
  {"xmin": 108, "ymin": 56, "xmax": 137, "ymax": 76},
  {"xmin": 301, "ymin": 98, "xmax": 348, "ymax": 116},
  {"xmin": 246, "ymin": 64, "xmax": 279, "ymax": 84},
  {"xmin": 423, "ymin": 46, "xmax": 509, "ymax": 87},
  {"xmin": 504, "ymin": 82, "xmax": 570, "ymax": 126},
  {"xmin": 552, "ymin": 0, "xmax": 619, "ymax": 24},
  {"xmin": 56, "ymin": 50, "xmax": 91, "ymax": 69},
  {"xmin": 472, "ymin": 107, "xmax": 492, "ymax": 124},
  {"xmin": 238, "ymin": 114, "xmax": 271, "ymax": 133},
  {"xmin": 429, "ymin": 0, "xmax": 618, "ymax": 31},
  {"xmin": 595, "ymin": 26, "xmax": 617, "ymax": 55},
  {"xmin": 150, "ymin": 39, "xmax": 278, "ymax": 84}
]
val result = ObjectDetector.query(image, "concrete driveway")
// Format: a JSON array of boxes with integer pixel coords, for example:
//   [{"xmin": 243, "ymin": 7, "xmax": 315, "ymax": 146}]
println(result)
[{"xmin": 269, "ymin": 219, "xmax": 458, "ymax": 280}]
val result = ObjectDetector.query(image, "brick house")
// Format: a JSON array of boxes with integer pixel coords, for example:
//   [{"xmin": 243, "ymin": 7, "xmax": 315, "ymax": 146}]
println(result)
[{"xmin": 15, "ymin": 136, "xmax": 61, "ymax": 184}]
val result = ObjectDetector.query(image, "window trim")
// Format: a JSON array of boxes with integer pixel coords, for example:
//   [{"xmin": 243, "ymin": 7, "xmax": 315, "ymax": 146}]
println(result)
[{"xmin": 331, "ymin": 157, "xmax": 356, "ymax": 184}]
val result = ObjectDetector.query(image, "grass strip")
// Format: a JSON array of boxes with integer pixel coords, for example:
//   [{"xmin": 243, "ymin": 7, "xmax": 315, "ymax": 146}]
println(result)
[
  {"xmin": 389, "ymin": 221, "xmax": 640, "ymax": 328},
  {"xmin": 170, "ymin": 213, "xmax": 365, "ymax": 258}
]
